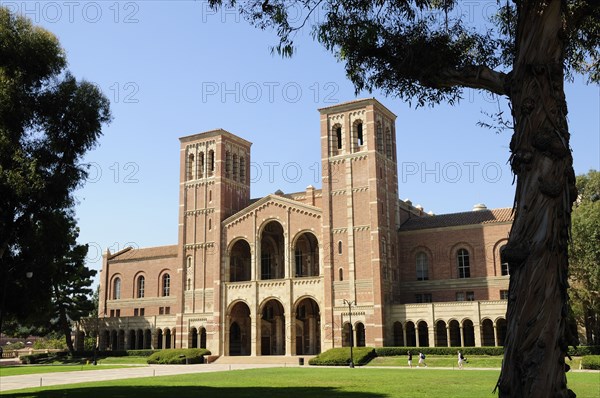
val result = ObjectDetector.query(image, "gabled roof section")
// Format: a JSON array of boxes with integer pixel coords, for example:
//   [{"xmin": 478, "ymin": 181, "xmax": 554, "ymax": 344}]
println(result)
[
  {"xmin": 223, "ymin": 194, "xmax": 322, "ymax": 227},
  {"xmin": 107, "ymin": 244, "xmax": 178, "ymax": 262},
  {"xmin": 399, "ymin": 208, "xmax": 514, "ymax": 231}
]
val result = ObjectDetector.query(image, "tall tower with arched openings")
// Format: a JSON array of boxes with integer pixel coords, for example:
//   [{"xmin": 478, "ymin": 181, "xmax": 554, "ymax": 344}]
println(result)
[
  {"xmin": 320, "ymin": 99, "xmax": 399, "ymax": 349},
  {"xmin": 177, "ymin": 130, "xmax": 252, "ymax": 346}
]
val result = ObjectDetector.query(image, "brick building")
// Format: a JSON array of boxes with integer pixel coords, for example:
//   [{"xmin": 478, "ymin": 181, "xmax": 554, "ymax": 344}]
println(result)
[{"xmin": 90, "ymin": 98, "xmax": 512, "ymax": 356}]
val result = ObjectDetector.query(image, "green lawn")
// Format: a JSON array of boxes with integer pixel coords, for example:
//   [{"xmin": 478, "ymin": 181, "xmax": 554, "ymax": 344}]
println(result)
[
  {"xmin": 1, "ymin": 367, "xmax": 598, "ymax": 398},
  {"xmin": 0, "ymin": 363, "xmax": 143, "ymax": 377}
]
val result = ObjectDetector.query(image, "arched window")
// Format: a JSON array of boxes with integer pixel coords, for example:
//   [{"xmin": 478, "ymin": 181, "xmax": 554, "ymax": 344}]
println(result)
[
  {"xmin": 208, "ymin": 150, "xmax": 215, "ymax": 175},
  {"xmin": 113, "ymin": 277, "xmax": 121, "ymax": 300},
  {"xmin": 198, "ymin": 151, "xmax": 204, "ymax": 178},
  {"xmin": 209, "ymin": 190, "xmax": 212, "ymax": 202},
  {"xmin": 208, "ymin": 218, "xmax": 212, "ymax": 230},
  {"xmin": 225, "ymin": 151, "xmax": 231, "ymax": 178},
  {"xmin": 162, "ymin": 274, "xmax": 171, "ymax": 297},
  {"xmin": 137, "ymin": 275, "xmax": 145, "ymax": 298},
  {"xmin": 187, "ymin": 154, "xmax": 195, "ymax": 180},
  {"xmin": 339, "ymin": 268, "xmax": 344, "ymax": 281},
  {"xmin": 356, "ymin": 122, "xmax": 364, "ymax": 146},
  {"xmin": 376, "ymin": 121, "xmax": 383, "ymax": 152},
  {"xmin": 336, "ymin": 126, "xmax": 342, "ymax": 150},
  {"xmin": 338, "ymin": 241, "xmax": 343, "ymax": 255},
  {"xmin": 187, "ymin": 278, "xmax": 191, "ymax": 290},
  {"xmin": 240, "ymin": 156, "xmax": 246, "ymax": 181},
  {"xmin": 416, "ymin": 252, "xmax": 429, "ymax": 281},
  {"xmin": 500, "ymin": 245, "xmax": 509, "ymax": 276},
  {"xmin": 457, "ymin": 248, "xmax": 471, "ymax": 278},
  {"xmin": 385, "ymin": 127, "xmax": 393, "ymax": 158},
  {"xmin": 233, "ymin": 154, "xmax": 238, "ymax": 181}
]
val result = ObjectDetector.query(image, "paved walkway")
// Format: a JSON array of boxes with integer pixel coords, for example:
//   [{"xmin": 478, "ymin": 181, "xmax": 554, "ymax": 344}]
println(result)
[{"xmin": 0, "ymin": 363, "xmax": 286, "ymax": 392}]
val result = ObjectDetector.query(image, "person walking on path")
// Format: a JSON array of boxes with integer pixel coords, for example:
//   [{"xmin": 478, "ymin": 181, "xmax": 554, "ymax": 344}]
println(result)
[
  {"xmin": 407, "ymin": 351, "xmax": 413, "ymax": 368},
  {"xmin": 458, "ymin": 351, "xmax": 465, "ymax": 369},
  {"xmin": 417, "ymin": 352, "xmax": 427, "ymax": 367}
]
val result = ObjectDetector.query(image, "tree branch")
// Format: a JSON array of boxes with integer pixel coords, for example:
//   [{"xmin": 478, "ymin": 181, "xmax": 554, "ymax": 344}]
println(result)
[{"xmin": 435, "ymin": 65, "xmax": 509, "ymax": 96}]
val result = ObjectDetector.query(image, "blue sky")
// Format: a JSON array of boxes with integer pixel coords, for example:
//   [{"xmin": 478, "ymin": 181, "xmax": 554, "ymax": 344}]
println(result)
[{"xmin": 7, "ymin": 1, "xmax": 598, "ymax": 278}]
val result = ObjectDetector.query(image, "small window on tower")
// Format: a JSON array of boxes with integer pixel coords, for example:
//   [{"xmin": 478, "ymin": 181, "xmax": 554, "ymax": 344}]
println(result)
[
  {"xmin": 336, "ymin": 127, "xmax": 342, "ymax": 150},
  {"xmin": 338, "ymin": 241, "xmax": 343, "ymax": 254},
  {"xmin": 357, "ymin": 122, "xmax": 363, "ymax": 146}
]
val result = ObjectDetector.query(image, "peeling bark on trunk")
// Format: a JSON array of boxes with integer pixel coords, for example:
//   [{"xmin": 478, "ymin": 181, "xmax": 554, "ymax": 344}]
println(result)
[{"xmin": 497, "ymin": 1, "xmax": 578, "ymax": 397}]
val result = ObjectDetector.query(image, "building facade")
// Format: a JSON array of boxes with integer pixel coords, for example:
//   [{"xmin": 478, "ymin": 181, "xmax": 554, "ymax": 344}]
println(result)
[{"xmin": 90, "ymin": 99, "xmax": 512, "ymax": 356}]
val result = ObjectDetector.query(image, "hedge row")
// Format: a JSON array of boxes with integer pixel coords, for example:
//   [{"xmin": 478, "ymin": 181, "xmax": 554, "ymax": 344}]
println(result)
[
  {"xmin": 581, "ymin": 355, "xmax": 600, "ymax": 370},
  {"xmin": 308, "ymin": 347, "xmax": 375, "ymax": 366},
  {"xmin": 147, "ymin": 348, "xmax": 211, "ymax": 364},
  {"xmin": 72, "ymin": 349, "xmax": 160, "ymax": 358},
  {"xmin": 374, "ymin": 346, "xmax": 600, "ymax": 357},
  {"xmin": 375, "ymin": 347, "xmax": 504, "ymax": 357}
]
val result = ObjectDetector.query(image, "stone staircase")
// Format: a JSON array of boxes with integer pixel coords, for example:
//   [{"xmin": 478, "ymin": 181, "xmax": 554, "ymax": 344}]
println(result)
[{"xmin": 213, "ymin": 355, "xmax": 316, "ymax": 366}]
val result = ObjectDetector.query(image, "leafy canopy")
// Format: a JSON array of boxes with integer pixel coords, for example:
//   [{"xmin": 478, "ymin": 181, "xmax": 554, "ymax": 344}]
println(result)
[{"xmin": 210, "ymin": 0, "xmax": 599, "ymax": 106}]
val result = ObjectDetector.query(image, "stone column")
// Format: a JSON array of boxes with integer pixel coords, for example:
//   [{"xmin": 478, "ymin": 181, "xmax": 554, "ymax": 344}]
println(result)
[
  {"xmin": 446, "ymin": 327, "xmax": 451, "ymax": 347},
  {"xmin": 460, "ymin": 326, "xmax": 464, "ymax": 347}
]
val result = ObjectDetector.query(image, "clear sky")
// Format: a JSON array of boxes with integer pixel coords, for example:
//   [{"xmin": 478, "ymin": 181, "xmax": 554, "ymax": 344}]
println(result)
[{"xmin": 8, "ymin": 1, "xmax": 598, "ymax": 279}]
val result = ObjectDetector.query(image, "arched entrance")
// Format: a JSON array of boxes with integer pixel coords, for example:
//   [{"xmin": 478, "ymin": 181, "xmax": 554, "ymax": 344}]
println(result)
[
  {"xmin": 260, "ymin": 299, "xmax": 285, "ymax": 355},
  {"xmin": 294, "ymin": 232, "xmax": 319, "ymax": 277},
  {"xmin": 229, "ymin": 240, "xmax": 251, "ymax": 282},
  {"xmin": 481, "ymin": 319, "xmax": 495, "ymax": 346},
  {"xmin": 228, "ymin": 301, "xmax": 251, "ymax": 356},
  {"xmin": 342, "ymin": 323, "xmax": 352, "ymax": 347},
  {"xmin": 355, "ymin": 322, "xmax": 366, "ymax": 347},
  {"xmin": 393, "ymin": 322, "xmax": 404, "ymax": 346},
  {"xmin": 436, "ymin": 320, "xmax": 448, "ymax": 347},
  {"xmin": 190, "ymin": 328, "xmax": 198, "ymax": 348},
  {"xmin": 294, "ymin": 297, "xmax": 321, "ymax": 355},
  {"xmin": 449, "ymin": 320, "xmax": 461, "ymax": 347},
  {"xmin": 417, "ymin": 321, "xmax": 429, "ymax": 347},
  {"xmin": 463, "ymin": 319, "xmax": 475, "ymax": 347},
  {"xmin": 405, "ymin": 322, "xmax": 416, "ymax": 346},
  {"xmin": 260, "ymin": 221, "xmax": 285, "ymax": 280},
  {"xmin": 497, "ymin": 318, "xmax": 507, "ymax": 346}
]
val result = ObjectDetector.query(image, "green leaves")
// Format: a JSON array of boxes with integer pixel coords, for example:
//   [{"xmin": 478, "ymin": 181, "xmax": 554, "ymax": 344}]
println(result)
[{"xmin": 0, "ymin": 6, "xmax": 110, "ymax": 335}]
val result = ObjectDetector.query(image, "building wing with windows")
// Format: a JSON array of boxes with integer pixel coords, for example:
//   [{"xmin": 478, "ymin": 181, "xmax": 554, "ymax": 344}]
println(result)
[{"xmin": 87, "ymin": 98, "xmax": 512, "ymax": 356}]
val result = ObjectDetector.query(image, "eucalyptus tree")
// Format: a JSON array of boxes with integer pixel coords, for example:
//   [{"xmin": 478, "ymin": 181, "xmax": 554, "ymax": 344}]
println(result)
[{"xmin": 207, "ymin": 0, "xmax": 599, "ymax": 396}]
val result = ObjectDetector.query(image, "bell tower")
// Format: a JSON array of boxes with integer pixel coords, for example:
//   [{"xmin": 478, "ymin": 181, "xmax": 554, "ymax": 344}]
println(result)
[
  {"xmin": 320, "ymin": 99, "xmax": 399, "ymax": 349},
  {"xmin": 177, "ymin": 129, "xmax": 251, "ymax": 349}
]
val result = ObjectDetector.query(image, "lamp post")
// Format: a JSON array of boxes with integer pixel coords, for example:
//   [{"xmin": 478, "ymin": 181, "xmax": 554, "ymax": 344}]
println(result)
[{"xmin": 343, "ymin": 299, "xmax": 356, "ymax": 368}]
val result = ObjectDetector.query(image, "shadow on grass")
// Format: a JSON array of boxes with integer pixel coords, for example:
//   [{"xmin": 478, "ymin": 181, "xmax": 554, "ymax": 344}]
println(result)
[{"xmin": 3, "ymin": 386, "xmax": 386, "ymax": 398}]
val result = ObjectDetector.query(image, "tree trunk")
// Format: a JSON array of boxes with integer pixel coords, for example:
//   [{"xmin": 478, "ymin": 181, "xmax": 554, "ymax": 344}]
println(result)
[{"xmin": 497, "ymin": 1, "xmax": 578, "ymax": 397}]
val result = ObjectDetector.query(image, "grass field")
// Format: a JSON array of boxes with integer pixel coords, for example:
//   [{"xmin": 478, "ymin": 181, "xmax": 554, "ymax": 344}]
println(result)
[
  {"xmin": 0, "ymin": 363, "xmax": 144, "ymax": 377},
  {"xmin": 1, "ymin": 367, "xmax": 598, "ymax": 398}
]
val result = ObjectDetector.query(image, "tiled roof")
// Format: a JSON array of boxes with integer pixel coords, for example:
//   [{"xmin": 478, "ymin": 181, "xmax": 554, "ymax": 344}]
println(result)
[
  {"xmin": 399, "ymin": 208, "xmax": 514, "ymax": 231},
  {"xmin": 108, "ymin": 244, "xmax": 178, "ymax": 261}
]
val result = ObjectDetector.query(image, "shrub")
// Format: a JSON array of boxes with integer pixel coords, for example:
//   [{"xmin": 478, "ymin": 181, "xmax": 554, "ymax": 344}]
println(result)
[
  {"xmin": 146, "ymin": 348, "xmax": 211, "ymax": 365},
  {"xmin": 568, "ymin": 346, "xmax": 600, "ymax": 356},
  {"xmin": 581, "ymin": 355, "xmax": 600, "ymax": 370},
  {"xmin": 375, "ymin": 347, "xmax": 504, "ymax": 357},
  {"xmin": 20, "ymin": 353, "xmax": 50, "ymax": 364},
  {"xmin": 309, "ymin": 347, "xmax": 375, "ymax": 366},
  {"xmin": 32, "ymin": 338, "xmax": 67, "ymax": 350}
]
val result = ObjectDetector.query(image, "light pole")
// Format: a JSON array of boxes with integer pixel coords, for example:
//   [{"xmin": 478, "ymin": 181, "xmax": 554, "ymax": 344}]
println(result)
[{"xmin": 343, "ymin": 299, "xmax": 356, "ymax": 368}]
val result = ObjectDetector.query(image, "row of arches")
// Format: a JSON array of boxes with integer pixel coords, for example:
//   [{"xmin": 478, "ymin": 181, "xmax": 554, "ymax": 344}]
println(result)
[
  {"xmin": 228, "ymin": 223, "xmax": 319, "ymax": 282},
  {"xmin": 95, "ymin": 326, "xmax": 208, "ymax": 351},
  {"xmin": 392, "ymin": 318, "xmax": 507, "ymax": 347},
  {"xmin": 330, "ymin": 119, "xmax": 395, "ymax": 160},
  {"xmin": 187, "ymin": 150, "xmax": 215, "ymax": 180},
  {"xmin": 227, "ymin": 297, "xmax": 321, "ymax": 356}
]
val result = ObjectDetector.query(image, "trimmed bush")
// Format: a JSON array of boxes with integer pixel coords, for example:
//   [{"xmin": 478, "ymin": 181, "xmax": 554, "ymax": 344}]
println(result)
[
  {"xmin": 146, "ymin": 348, "xmax": 211, "ymax": 365},
  {"xmin": 568, "ymin": 346, "xmax": 600, "ymax": 356},
  {"xmin": 20, "ymin": 353, "xmax": 51, "ymax": 364},
  {"xmin": 375, "ymin": 347, "xmax": 504, "ymax": 357},
  {"xmin": 581, "ymin": 355, "xmax": 600, "ymax": 370},
  {"xmin": 309, "ymin": 347, "xmax": 375, "ymax": 366}
]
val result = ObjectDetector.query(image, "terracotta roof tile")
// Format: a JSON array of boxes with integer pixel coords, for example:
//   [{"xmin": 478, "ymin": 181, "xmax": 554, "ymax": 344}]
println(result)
[
  {"xmin": 108, "ymin": 244, "xmax": 178, "ymax": 261},
  {"xmin": 399, "ymin": 207, "xmax": 514, "ymax": 231}
]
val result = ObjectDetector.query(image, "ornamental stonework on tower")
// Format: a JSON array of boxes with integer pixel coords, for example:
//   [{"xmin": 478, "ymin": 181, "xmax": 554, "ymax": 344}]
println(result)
[{"xmin": 88, "ymin": 99, "xmax": 512, "ymax": 357}]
